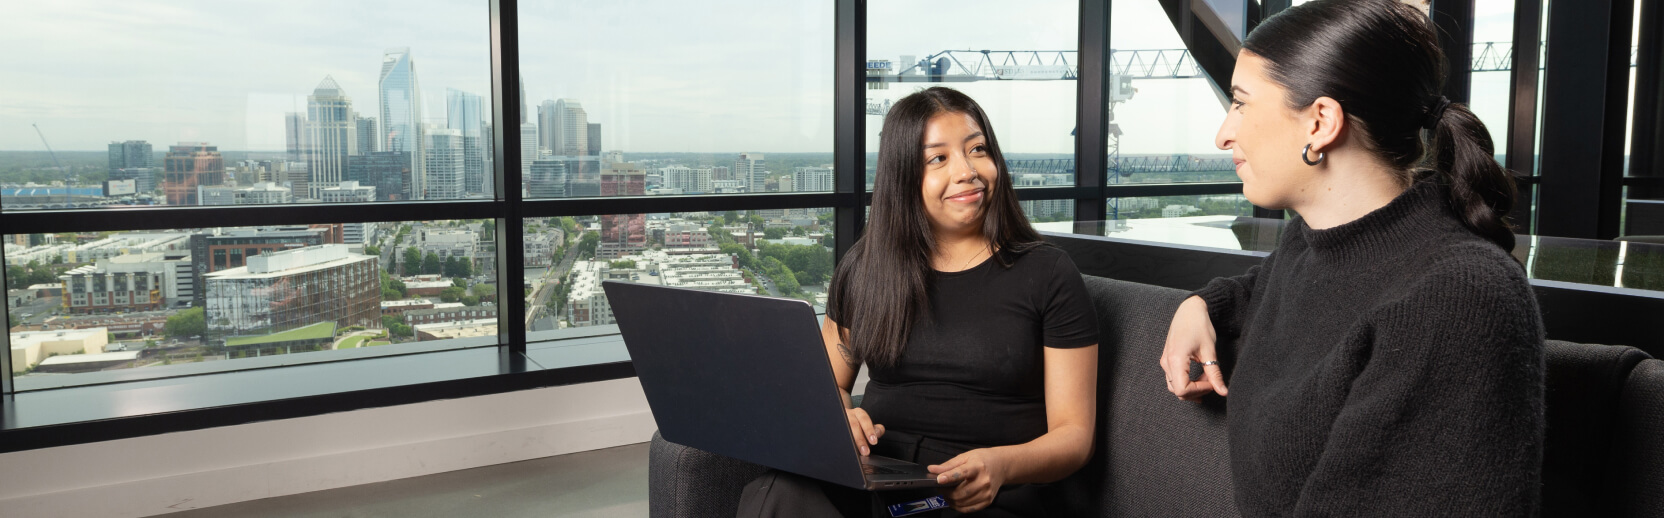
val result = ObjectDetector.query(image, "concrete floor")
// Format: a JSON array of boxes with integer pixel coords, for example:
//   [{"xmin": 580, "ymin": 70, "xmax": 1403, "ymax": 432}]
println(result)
[{"xmin": 169, "ymin": 442, "xmax": 650, "ymax": 518}]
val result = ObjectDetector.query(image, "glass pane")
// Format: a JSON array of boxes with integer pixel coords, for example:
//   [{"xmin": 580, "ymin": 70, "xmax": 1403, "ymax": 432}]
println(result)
[
  {"xmin": 1626, "ymin": 0, "xmax": 1642, "ymax": 175},
  {"xmin": 1471, "ymin": 0, "xmax": 1517, "ymax": 164},
  {"xmin": 517, "ymin": 1, "xmax": 833, "ymax": 198},
  {"xmin": 0, "ymin": 2, "xmax": 494, "ymax": 210},
  {"xmin": 1108, "ymin": 0, "xmax": 1235, "ymax": 185},
  {"xmin": 866, "ymin": 0, "xmax": 1078, "ymax": 190},
  {"xmin": 524, "ymin": 209, "xmax": 835, "ymax": 346},
  {"xmin": 3, "ymin": 219, "xmax": 498, "ymax": 391}
]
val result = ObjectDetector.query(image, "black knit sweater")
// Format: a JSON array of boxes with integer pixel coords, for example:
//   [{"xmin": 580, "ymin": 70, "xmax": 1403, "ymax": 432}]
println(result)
[{"xmin": 1194, "ymin": 180, "xmax": 1546, "ymax": 516}]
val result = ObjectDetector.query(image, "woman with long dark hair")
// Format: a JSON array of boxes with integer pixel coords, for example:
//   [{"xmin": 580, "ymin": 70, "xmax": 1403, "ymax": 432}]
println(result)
[
  {"xmin": 737, "ymin": 87, "xmax": 1099, "ymax": 517},
  {"xmin": 1161, "ymin": 0, "xmax": 1545, "ymax": 514}
]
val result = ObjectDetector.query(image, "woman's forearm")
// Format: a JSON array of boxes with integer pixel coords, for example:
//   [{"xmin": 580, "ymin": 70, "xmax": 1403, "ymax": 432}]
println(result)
[{"xmin": 987, "ymin": 422, "xmax": 1094, "ymax": 485}]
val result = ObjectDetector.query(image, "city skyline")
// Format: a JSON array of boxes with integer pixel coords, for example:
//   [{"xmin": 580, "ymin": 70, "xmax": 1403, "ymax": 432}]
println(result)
[{"xmin": 0, "ymin": 0, "xmax": 1537, "ymax": 157}]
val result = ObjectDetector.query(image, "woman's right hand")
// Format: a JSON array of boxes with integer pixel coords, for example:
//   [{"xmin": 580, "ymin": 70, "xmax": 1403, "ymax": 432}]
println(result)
[
  {"xmin": 1161, "ymin": 295, "xmax": 1228, "ymax": 401},
  {"xmin": 845, "ymin": 407, "xmax": 885, "ymax": 456}
]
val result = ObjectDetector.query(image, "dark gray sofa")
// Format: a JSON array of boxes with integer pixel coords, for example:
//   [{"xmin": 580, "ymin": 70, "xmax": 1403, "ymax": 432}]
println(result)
[{"xmin": 648, "ymin": 276, "xmax": 1664, "ymax": 517}]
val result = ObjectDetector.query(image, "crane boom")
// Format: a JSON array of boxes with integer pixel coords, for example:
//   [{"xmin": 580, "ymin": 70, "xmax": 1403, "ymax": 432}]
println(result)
[{"xmin": 31, "ymin": 123, "xmax": 66, "ymax": 174}]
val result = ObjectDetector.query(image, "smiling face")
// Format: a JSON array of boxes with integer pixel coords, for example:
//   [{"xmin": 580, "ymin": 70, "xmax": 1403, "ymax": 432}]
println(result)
[
  {"xmin": 1216, "ymin": 51, "xmax": 1319, "ymax": 210},
  {"xmin": 919, "ymin": 111, "xmax": 998, "ymax": 237}
]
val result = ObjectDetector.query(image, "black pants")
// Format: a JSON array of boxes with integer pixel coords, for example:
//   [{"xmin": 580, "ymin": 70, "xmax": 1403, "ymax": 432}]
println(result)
[{"xmin": 734, "ymin": 430, "xmax": 1051, "ymax": 518}]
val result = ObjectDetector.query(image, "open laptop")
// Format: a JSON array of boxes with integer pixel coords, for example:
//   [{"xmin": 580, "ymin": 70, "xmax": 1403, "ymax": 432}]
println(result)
[{"xmin": 603, "ymin": 280, "xmax": 942, "ymax": 490}]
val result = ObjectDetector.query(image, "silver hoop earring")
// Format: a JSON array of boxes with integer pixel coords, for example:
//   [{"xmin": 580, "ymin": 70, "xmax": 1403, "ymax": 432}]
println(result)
[{"xmin": 1301, "ymin": 144, "xmax": 1325, "ymax": 166}]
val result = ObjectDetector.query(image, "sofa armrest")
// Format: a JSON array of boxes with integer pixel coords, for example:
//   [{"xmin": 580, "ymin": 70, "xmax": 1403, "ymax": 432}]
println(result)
[{"xmin": 649, "ymin": 430, "xmax": 771, "ymax": 518}]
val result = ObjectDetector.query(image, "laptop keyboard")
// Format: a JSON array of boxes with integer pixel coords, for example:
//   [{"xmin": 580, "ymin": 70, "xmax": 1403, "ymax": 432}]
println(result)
[{"xmin": 862, "ymin": 464, "xmax": 909, "ymax": 475}]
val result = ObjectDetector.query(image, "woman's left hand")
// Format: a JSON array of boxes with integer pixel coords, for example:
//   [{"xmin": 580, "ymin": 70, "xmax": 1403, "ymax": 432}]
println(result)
[{"xmin": 927, "ymin": 448, "xmax": 1008, "ymax": 513}]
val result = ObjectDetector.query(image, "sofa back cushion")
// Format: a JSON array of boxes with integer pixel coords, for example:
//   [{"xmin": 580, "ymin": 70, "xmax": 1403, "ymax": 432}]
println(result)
[
  {"xmin": 1540, "ymin": 340, "xmax": 1651, "ymax": 514},
  {"xmin": 1054, "ymin": 276, "xmax": 1238, "ymax": 516},
  {"xmin": 1598, "ymin": 358, "xmax": 1664, "ymax": 516}
]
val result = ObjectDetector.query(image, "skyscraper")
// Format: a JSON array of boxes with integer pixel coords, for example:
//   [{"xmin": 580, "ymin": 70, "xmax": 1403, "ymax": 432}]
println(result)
[
  {"xmin": 424, "ymin": 128, "xmax": 465, "ymax": 201},
  {"xmin": 304, "ymin": 75, "xmax": 356, "ymax": 199},
  {"xmin": 347, "ymin": 152, "xmax": 411, "ymax": 201},
  {"xmin": 520, "ymin": 122, "xmax": 539, "ymax": 191},
  {"xmin": 528, "ymin": 158, "xmax": 567, "ymax": 198},
  {"xmin": 446, "ymin": 88, "xmax": 486, "ymax": 197},
  {"xmin": 379, "ymin": 48, "xmax": 424, "ymax": 198},
  {"xmin": 537, "ymin": 100, "xmax": 557, "ymax": 154},
  {"xmin": 735, "ymin": 153, "xmax": 766, "ymax": 193},
  {"xmin": 284, "ymin": 113, "xmax": 305, "ymax": 162},
  {"xmin": 555, "ymin": 99, "xmax": 588, "ymax": 156},
  {"xmin": 587, "ymin": 123, "xmax": 601, "ymax": 157},
  {"xmin": 355, "ymin": 115, "xmax": 379, "ymax": 154},
  {"xmin": 162, "ymin": 142, "xmax": 225, "ymax": 206},
  {"xmin": 108, "ymin": 140, "xmax": 152, "ymax": 170}
]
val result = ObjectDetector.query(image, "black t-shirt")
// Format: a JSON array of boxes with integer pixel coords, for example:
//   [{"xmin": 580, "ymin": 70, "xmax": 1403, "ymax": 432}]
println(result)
[{"xmin": 833, "ymin": 245, "xmax": 1100, "ymax": 447}]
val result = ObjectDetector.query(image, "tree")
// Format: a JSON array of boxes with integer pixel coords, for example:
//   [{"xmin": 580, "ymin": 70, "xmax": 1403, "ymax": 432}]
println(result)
[
  {"xmin": 422, "ymin": 252, "xmax": 442, "ymax": 275},
  {"xmin": 775, "ymin": 264, "xmax": 801, "ymax": 295},
  {"xmin": 480, "ymin": 220, "xmax": 496, "ymax": 241},
  {"xmin": 790, "ymin": 226, "xmax": 807, "ymax": 237},
  {"xmin": 443, "ymin": 256, "xmax": 461, "ymax": 278},
  {"xmin": 363, "ymin": 244, "xmax": 381, "ymax": 256},
  {"xmin": 402, "ymin": 247, "xmax": 422, "ymax": 275},
  {"xmin": 461, "ymin": 295, "xmax": 480, "ymax": 306},
  {"xmin": 720, "ymin": 243, "xmax": 755, "ymax": 270},
  {"xmin": 165, "ymin": 307, "xmax": 206, "ymax": 339},
  {"xmin": 472, "ymin": 283, "xmax": 497, "ymax": 300},
  {"xmin": 763, "ymin": 228, "xmax": 787, "ymax": 240},
  {"xmin": 723, "ymin": 211, "xmax": 740, "ymax": 225},
  {"xmin": 577, "ymin": 232, "xmax": 601, "ymax": 258},
  {"xmin": 440, "ymin": 286, "xmax": 466, "ymax": 303},
  {"xmin": 609, "ymin": 260, "xmax": 637, "ymax": 269}
]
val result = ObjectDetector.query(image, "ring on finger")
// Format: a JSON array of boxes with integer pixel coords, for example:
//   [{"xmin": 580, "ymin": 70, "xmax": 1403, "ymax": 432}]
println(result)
[{"xmin": 1202, "ymin": 360, "xmax": 1219, "ymax": 366}]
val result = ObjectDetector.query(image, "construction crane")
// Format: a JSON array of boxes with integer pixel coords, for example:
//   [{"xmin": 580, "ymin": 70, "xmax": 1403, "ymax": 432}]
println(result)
[
  {"xmin": 32, "ymin": 123, "xmax": 75, "ymax": 206},
  {"xmin": 865, "ymin": 43, "xmax": 1639, "ymax": 218}
]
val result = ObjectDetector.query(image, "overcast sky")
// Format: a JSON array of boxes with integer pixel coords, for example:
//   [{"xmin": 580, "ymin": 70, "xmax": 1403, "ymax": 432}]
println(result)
[{"xmin": 0, "ymin": 0, "xmax": 1532, "ymax": 155}]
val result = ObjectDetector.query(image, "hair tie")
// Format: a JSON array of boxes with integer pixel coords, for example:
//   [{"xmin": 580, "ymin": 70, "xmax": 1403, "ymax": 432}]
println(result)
[{"xmin": 1422, "ymin": 96, "xmax": 1452, "ymax": 129}]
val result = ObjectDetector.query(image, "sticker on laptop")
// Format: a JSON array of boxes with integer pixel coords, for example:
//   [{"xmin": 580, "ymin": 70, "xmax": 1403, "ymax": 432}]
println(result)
[{"xmin": 888, "ymin": 496, "xmax": 949, "ymax": 517}]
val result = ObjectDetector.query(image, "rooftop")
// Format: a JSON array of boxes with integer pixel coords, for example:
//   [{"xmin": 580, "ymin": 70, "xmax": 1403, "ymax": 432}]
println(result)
[{"xmin": 225, "ymin": 322, "xmax": 337, "ymax": 347}]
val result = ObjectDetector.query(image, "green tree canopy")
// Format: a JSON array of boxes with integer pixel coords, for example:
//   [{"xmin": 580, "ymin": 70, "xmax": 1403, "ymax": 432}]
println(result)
[
  {"xmin": 402, "ymin": 247, "xmax": 422, "ymax": 275},
  {"xmin": 422, "ymin": 252, "xmax": 442, "ymax": 275},
  {"xmin": 439, "ymin": 286, "xmax": 466, "ymax": 303},
  {"xmin": 165, "ymin": 307, "xmax": 206, "ymax": 339}
]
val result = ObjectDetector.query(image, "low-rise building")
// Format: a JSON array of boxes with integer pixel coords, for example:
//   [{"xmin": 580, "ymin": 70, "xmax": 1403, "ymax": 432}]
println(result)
[
  {"xmin": 404, "ymin": 305, "xmax": 498, "ymax": 326},
  {"xmin": 59, "ymin": 253, "xmax": 173, "ymax": 314},
  {"xmin": 380, "ymin": 298, "xmax": 436, "ymax": 316},
  {"xmin": 414, "ymin": 319, "xmax": 497, "ymax": 342},
  {"xmin": 9, "ymin": 328, "xmax": 108, "ymax": 373}
]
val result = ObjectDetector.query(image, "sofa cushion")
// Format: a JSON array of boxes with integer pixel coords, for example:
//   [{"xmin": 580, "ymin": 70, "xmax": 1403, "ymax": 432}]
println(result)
[
  {"xmin": 1598, "ymin": 359, "xmax": 1664, "ymax": 516},
  {"xmin": 649, "ymin": 430, "xmax": 770, "ymax": 518},
  {"xmin": 1053, "ymin": 276, "xmax": 1238, "ymax": 516},
  {"xmin": 1540, "ymin": 340, "xmax": 1651, "ymax": 515}
]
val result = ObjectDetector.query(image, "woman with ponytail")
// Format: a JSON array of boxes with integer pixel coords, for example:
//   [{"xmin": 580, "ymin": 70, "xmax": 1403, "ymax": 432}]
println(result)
[{"xmin": 1160, "ymin": 0, "xmax": 1545, "ymax": 515}]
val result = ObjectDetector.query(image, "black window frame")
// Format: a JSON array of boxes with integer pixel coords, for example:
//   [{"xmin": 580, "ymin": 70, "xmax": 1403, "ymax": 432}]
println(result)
[{"xmin": 3, "ymin": 0, "xmax": 1650, "ymax": 453}]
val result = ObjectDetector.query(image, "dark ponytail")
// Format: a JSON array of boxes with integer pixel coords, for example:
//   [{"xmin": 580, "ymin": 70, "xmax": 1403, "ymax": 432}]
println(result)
[
  {"xmin": 1429, "ymin": 102, "xmax": 1517, "ymax": 251},
  {"xmin": 1244, "ymin": 0, "xmax": 1518, "ymax": 251}
]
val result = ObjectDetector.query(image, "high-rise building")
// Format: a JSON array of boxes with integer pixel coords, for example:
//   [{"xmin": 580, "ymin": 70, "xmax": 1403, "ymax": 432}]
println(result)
[
  {"xmin": 519, "ymin": 77, "xmax": 527, "ymax": 125},
  {"xmin": 424, "ymin": 128, "xmax": 466, "ymax": 201},
  {"xmin": 347, "ymin": 152, "xmax": 411, "ymax": 201},
  {"xmin": 355, "ymin": 115, "xmax": 379, "ymax": 154},
  {"xmin": 661, "ymin": 166, "xmax": 713, "ymax": 193},
  {"xmin": 108, "ymin": 140, "xmax": 152, "ymax": 171},
  {"xmin": 537, "ymin": 100, "xmax": 557, "ymax": 154},
  {"xmin": 446, "ymin": 88, "xmax": 487, "ymax": 196},
  {"xmin": 304, "ymin": 76, "xmax": 356, "ymax": 199},
  {"xmin": 204, "ymin": 245, "xmax": 381, "ymax": 335},
  {"xmin": 520, "ymin": 122, "xmax": 539, "ymax": 190},
  {"xmin": 528, "ymin": 158, "xmax": 568, "ymax": 198},
  {"xmin": 735, "ymin": 153, "xmax": 766, "ymax": 193},
  {"xmin": 711, "ymin": 165, "xmax": 731, "ymax": 181},
  {"xmin": 110, "ymin": 168, "xmax": 156, "ymax": 194},
  {"xmin": 792, "ymin": 166, "xmax": 833, "ymax": 193},
  {"xmin": 599, "ymin": 163, "xmax": 647, "ymax": 258},
  {"xmin": 162, "ymin": 142, "xmax": 225, "ymax": 206},
  {"xmin": 379, "ymin": 48, "xmax": 424, "ymax": 199},
  {"xmin": 284, "ymin": 113, "xmax": 306, "ymax": 162},
  {"xmin": 539, "ymin": 99, "xmax": 588, "ymax": 156},
  {"xmin": 318, "ymin": 181, "xmax": 376, "ymax": 203},
  {"xmin": 587, "ymin": 123, "xmax": 601, "ymax": 157}
]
